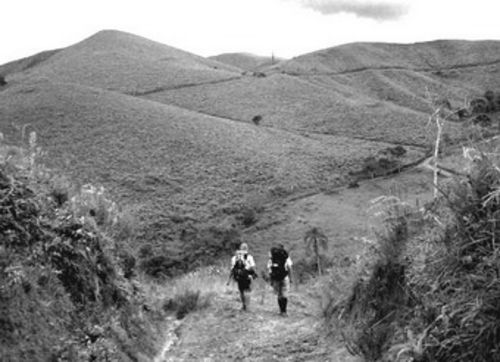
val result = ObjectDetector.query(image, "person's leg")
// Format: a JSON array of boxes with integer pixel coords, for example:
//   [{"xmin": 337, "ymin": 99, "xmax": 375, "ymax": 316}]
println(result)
[
  {"xmin": 272, "ymin": 280, "xmax": 281, "ymax": 313},
  {"xmin": 279, "ymin": 278, "xmax": 290, "ymax": 316},
  {"xmin": 244, "ymin": 280, "xmax": 251, "ymax": 311},
  {"xmin": 238, "ymin": 282, "xmax": 246, "ymax": 310},
  {"xmin": 277, "ymin": 280, "xmax": 286, "ymax": 315}
]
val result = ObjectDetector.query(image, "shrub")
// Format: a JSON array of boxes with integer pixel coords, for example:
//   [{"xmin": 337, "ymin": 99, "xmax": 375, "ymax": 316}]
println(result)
[
  {"xmin": 163, "ymin": 289, "xmax": 210, "ymax": 319},
  {"xmin": 358, "ymin": 155, "xmax": 400, "ymax": 179},
  {"xmin": 331, "ymin": 196, "xmax": 414, "ymax": 360},
  {"xmin": 0, "ymin": 75, "xmax": 6, "ymax": 86},
  {"xmin": 294, "ymin": 255, "xmax": 333, "ymax": 283},
  {"xmin": 334, "ymin": 150, "xmax": 500, "ymax": 361},
  {"xmin": 469, "ymin": 97, "xmax": 489, "ymax": 114},
  {"xmin": 238, "ymin": 205, "xmax": 259, "ymax": 227},
  {"xmin": 0, "ymin": 134, "xmax": 159, "ymax": 360},
  {"xmin": 49, "ymin": 174, "xmax": 72, "ymax": 206},
  {"xmin": 472, "ymin": 113, "xmax": 493, "ymax": 127},
  {"xmin": 252, "ymin": 115, "xmax": 262, "ymax": 125}
]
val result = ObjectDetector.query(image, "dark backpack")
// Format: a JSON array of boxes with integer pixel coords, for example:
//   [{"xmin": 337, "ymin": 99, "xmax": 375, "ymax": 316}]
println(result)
[
  {"xmin": 232, "ymin": 255, "xmax": 250, "ymax": 283},
  {"xmin": 270, "ymin": 247, "xmax": 288, "ymax": 281}
]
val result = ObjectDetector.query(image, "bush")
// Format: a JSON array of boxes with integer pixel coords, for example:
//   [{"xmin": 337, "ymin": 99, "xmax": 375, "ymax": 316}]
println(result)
[
  {"xmin": 238, "ymin": 205, "xmax": 259, "ymax": 227},
  {"xmin": 163, "ymin": 289, "xmax": 210, "ymax": 319},
  {"xmin": 294, "ymin": 255, "xmax": 333, "ymax": 283},
  {"xmin": 0, "ymin": 134, "xmax": 159, "ymax": 360},
  {"xmin": 330, "ymin": 196, "xmax": 414, "ymax": 360},
  {"xmin": 252, "ymin": 115, "xmax": 262, "ymax": 125},
  {"xmin": 469, "ymin": 97, "xmax": 489, "ymax": 114},
  {"xmin": 0, "ymin": 75, "xmax": 6, "ymax": 86},
  {"xmin": 357, "ymin": 155, "xmax": 401, "ymax": 178},
  {"xmin": 334, "ymin": 151, "xmax": 500, "ymax": 361},
  {"xmin": 140, "ymin": 224, "xmax": 240, "ymax": 277},
  {"xmin": 472, "ymin": 113, "xmax": 493, "ymax": 127}
]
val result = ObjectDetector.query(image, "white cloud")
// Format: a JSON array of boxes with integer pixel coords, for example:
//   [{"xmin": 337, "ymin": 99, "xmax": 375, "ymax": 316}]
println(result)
[{"xmin": 295, "ymin": 0, "xmax": 409, "ymax": 20}]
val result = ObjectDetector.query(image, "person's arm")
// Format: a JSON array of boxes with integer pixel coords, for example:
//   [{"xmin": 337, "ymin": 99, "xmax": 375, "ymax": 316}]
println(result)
[
  {"xmin": 248, "ymin": 255, "xmax": 257, "ymax": 278},
  {"xmin": 227, "ymin": 256, "xmax": 235, "ymax": 285},
  {"xmin": 286, "ymin": 257, "xmax": 293, "ymax": 283}
]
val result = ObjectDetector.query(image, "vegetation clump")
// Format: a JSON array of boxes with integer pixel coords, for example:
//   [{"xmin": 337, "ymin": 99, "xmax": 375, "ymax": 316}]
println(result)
[
  {"xmin": 0, "ymin": 134, "xmax": 160, "ymax": 361},
  {"xmin": 252, "ymin": 115, "xmax": 262, "ymax": 125},
  {"xmin": 329, "ymin": 149, "xmax": 500, "ymax": 361}
]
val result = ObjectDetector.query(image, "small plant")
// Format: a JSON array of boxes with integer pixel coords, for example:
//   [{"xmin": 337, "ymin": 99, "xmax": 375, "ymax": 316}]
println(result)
[
  {"xmin": 163, "ymin": 289, "xmax": 210, "ymax": 319},
  {"xmin": 303, "ymin": 226, "xmax": 329, "ymax": 276},
  {"xmin": 238, "ymin": 205, "xmax": 259, "ymax": 227},
  {"xmin": 252, "ymin": 115, "xmax": 262, "ymax": 125},
  {"xmin": 0, "ymin": 74, "xmax": 6, "ymax": 86}
]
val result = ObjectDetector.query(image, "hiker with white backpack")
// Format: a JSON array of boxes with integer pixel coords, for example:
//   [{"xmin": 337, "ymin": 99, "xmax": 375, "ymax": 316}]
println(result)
[
  {"xmin": 267, "ymin": 244, "xmax": 293, "ymax": 316},
  {"xmin": 227, "ymin": 243, "xmax": 257, "ymax": 311}
]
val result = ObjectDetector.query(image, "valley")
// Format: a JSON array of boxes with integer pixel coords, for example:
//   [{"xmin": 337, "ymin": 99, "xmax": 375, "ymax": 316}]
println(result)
[{"xmin": 1, "ymin": 29, "xmax": 500, "ymax": 361}]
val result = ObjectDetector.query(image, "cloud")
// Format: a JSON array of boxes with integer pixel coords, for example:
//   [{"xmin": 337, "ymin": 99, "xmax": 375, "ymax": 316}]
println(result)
[{"xmin": 295, "ymin": 0, "xmax": 409, "ymax": 21}]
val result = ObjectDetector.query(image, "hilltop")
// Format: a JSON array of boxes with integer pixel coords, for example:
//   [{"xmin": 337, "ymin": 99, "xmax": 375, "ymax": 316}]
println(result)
[
  {"xmin": 6, "ymin": 30, "xmax": 242, "ymax": 93},
  {"xmin": 270, "ymin": 40, "xmax": 500, "ymax": 74}
]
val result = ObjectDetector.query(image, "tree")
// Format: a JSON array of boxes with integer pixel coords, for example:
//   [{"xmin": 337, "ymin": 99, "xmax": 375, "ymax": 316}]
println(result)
[
  {"xmin": 252, "ymin": 115, "xmax": 262, "ymax": 125},
  {"xmin": 303, "ymin": 226, "xmax": 328, "ymax": 276}
]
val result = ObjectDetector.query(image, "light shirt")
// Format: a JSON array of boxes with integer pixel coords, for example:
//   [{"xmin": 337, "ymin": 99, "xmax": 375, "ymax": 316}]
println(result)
[{"xmin": 231, "ymin": 250, "xmax": 255, "ymax": 269}]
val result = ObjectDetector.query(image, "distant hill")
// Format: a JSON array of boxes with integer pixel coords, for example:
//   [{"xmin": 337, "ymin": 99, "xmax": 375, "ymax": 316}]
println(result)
[
  {"xmin": 7, "ymin": 30, "xmax": 242, "ymax": 93},
  {"xmin": 209, "ymin": 52, "xmax": 283, "ymax": 71},
  {"xmin": 0, "ymin": 49, "xmax": 60, "ymax": 78},
  {"xmin": 271, "ymin": 40, "xmax": 500, "ymax": 74},
  {"xmin": 260, "ymin": 40, "xmax": 500, "ymax": 116}
]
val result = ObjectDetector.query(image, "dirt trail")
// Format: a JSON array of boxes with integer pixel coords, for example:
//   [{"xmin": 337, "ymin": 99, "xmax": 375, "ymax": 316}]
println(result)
[
  {"xmin": 155, "ymin": 166, "xmax": 438, "ymax": 361},
  {"xmin": 156, "ymin": 281, "xmax": 359, "ymax": 362}
]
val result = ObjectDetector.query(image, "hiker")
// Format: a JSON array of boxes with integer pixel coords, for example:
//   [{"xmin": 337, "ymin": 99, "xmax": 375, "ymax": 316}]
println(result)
[
  {"xmin": 227, "ymin": 243, "xmax": 257, "ymax": 311},
  {"xmin": 267, "ymin": 244, "xmax": 293, "ymax": 316}
]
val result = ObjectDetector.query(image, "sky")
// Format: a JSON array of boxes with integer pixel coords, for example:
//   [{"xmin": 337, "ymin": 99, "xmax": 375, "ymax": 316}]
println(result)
[{"xmin": 1, "ymin": 0, "xmax": 500, "ymax": 64}]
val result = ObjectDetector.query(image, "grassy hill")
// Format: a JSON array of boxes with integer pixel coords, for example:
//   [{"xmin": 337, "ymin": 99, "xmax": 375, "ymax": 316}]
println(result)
[
  {"xmin": 7, "ymin": 30, "xmax": 242, "ymax": 94},
  {"xmin": 265, "ymin": 40, "xmax": 500, "ymax": 116},
  {"xmin": 142, "ymin": 72, "xmax": 455, "ymax": 146},
  {"xmin": 270, "ymin": 40, "xmax": 500, "ymax": 74},
  {"xmin": 0, "ymin": 79, "xmax": 420, "ymax": 257},
  {"xmin": 0, "ymin": 49, "xmax": 61, "ymax": 78}
]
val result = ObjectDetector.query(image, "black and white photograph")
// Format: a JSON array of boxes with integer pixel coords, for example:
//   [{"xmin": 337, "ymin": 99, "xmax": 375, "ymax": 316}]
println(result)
[{"xmin": 1, "ymin": 0, "xmax": 500, "ymax": 361}]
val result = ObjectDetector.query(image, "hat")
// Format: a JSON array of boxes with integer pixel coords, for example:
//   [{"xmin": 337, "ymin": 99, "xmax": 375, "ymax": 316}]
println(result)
[{"xmin": 239, "ymin": 243, "xmax": 248, "ymax": 252}]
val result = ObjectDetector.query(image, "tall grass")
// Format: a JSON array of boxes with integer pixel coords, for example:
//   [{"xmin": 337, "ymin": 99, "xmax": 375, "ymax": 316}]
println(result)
[
  {"xmin": 144, "ymin": 264, "xmax": 228, "ymax": 320},
  {"xmin": 330, "ymin": 141, "xmax": 500, "ymax": 361}
]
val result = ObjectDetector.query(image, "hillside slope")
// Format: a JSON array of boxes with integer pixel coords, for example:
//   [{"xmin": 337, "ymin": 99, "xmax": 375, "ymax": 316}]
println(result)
[
  {"xmin": 142, "ymin": 72, "xmax": 454, "ymax": 146},
  {"xmin": 272, "ymin": 40, "xmax": 500, "ymax": 74},
  {"xmin": 266, "ymin": 40, "xmax": 500, "ymax": 115},
  {"xmin": 0, "ymin": 79, "xmax": 418, "ymax": 245},
  {"xmin": 209, "ymin": 52, "xmax": 282, "ymax": 71},
  {"xmin": 8, "ymin": 30, "xmax": 242, "ymax": 93},
  {"xmin": 0, "ymin": 49, "xmax": 60, "ymax": 78}
]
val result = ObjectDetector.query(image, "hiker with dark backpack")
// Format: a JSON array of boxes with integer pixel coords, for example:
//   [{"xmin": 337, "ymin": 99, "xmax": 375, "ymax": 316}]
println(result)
[
  {"xmin": 227, "ymin": 243, "xmax": 257, "ymax": 311},
  {"xmin": 267, "ymin": 244, "xmax": 293, "ymax": 316}
]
